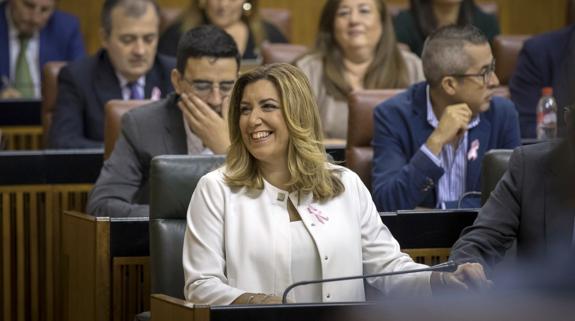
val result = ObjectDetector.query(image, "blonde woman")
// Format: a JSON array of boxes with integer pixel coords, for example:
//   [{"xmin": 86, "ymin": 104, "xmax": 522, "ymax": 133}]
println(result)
[
  {"xmin": 296, "ymin": 0, "xmax": 423, "ymax": 139},
  {"xmin": 182, "ymin": 63, "xmax": 490, "ymax": 305},
  {"xmin": 158, "ymin": 0, "xmax": 287, "ymax": 59}
]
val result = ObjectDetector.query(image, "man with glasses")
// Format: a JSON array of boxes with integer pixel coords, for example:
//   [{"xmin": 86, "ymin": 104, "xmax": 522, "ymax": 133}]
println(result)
[
  {"xmin": 450, "ymin": 104, "xmax": 575, "ymax": 275},
  {"xmin": 87, "ymin": 25, "xmax": 239, "ymax": 217},
  {"xmin": 371, "ymin": 25, "xmax": 520, "ymax": 211}
]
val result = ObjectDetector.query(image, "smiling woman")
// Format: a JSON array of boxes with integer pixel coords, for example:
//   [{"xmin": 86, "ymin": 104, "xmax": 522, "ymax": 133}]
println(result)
[
  {"xmin": 295, "ymin": 0, "xmax": 424, "ymax": 139},
  {"xmin": 181, "ymin": 63, "xmax": 491, "ymax": 306}
]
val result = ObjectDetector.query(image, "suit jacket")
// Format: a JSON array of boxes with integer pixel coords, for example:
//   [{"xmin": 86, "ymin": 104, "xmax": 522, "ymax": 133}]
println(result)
[
  {"xmin": 48, "ymin": 49, "xmax": 175, "ymax": 148},
  {"xmin": 449, "ymin": 142, "xmax": 575, "ymax": 275},
  {"xmin": 372, "ymin": 82, "xmax": 521, "ymax": 211},
  {"xmin": 509, "ymin": 24, "xmax": 575, "ymax": 138},
  {"xmin": 86, "ymin": 93, "xmax": 187, "ymax": 217},
  {"xmin": 0, "ymin": 2, "xmax": 85, "ymax": 90}
]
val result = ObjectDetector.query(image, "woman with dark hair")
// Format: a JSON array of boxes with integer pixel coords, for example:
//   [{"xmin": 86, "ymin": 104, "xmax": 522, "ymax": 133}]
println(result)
[
  {"xmin": 394, "ymin": 0, "xmax": 500, "ymax": 56},
  {"xmin": 158, "ymin": 0, "xmax": 287, "ymax": 59},
  {"xmin": 296, "ymin": 0, "xmax": 423, "ymax": 140},
  {"xmin": 182, "ymin": 63, "xmax": 490, "ymax": 305}
]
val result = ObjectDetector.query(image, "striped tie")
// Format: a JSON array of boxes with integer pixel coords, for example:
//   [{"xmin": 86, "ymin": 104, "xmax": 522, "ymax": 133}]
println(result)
[{"xmin": 14, "ymin": 35, "xmax": 34, "ymax": 98}]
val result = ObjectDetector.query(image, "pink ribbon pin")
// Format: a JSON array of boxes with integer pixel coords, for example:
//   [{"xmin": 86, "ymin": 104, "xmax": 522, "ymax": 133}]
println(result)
[
  {"xmin": 307, "ymin": 205, "xmax": 329, "ymax": 224},
  {"xmin": 467, "ymin": 139, "xmax": 480, "ymax": 161},
  {"xmin": 151, "ymin": 87, "xmax": 162, "ymax": 101}
]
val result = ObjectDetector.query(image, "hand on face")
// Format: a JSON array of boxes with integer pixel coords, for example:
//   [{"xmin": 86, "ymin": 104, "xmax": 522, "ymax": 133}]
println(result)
[
  {"xmin": 439, "ymin": 262, "xmax": 493, "ymax": 292},
  {"xmin": 178, "ymin": 92, "xmax": 230, "ymax": 154},
  {"xmin": 426, "ymin": 103, "xmax": 472, "ymax": 155}
]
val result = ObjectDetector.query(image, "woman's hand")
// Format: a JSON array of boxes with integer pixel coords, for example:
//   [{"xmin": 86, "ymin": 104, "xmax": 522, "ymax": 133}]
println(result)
[{"xmin": 432, "ymin": 262, "xmax": 493, "ymax": 293}]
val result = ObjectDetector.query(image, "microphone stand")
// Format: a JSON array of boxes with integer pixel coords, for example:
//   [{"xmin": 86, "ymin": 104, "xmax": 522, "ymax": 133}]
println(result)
[{"xmin": 282, "ymin": 260, "xmax": 458, "ymax": 304}]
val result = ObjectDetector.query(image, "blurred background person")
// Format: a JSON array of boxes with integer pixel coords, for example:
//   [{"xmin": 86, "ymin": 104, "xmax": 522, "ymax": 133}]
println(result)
[
  {"xmin": 182, "ymin": 63, "xmax": 489, "ymax": 305},
  {"xmin": 510, "ymin": 23, "xmax": 575, "ymax": 138},
  {"xmin": 0, "ymin": 0, "xmax": 85, "ymax": 99},
  {"xmin": 158, "ymin": 0, "xmax": 287, "ymax": 60},
  {"xmin": 49, "ymin": 0, "xmax": 174, "ymax": 149},
  {"xmin": 394, "ymin": 0, "xmax": 499, "ymax": 57},
  {"xmin": 296, "ymin": 0, "xmax": 423, "ymax": 140}
]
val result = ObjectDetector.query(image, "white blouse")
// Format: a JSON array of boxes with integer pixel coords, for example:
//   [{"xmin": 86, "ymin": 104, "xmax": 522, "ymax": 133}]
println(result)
[
  {"xmin": 182, "ymin": 165, "xmax": 432, "ymax": 305},
  {"xmin": 290, "ymin": 221, "xmax": 322, "ymax": 303}
]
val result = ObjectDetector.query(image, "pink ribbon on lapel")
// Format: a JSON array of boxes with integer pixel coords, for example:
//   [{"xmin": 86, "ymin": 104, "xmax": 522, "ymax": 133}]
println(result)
[
  {"xmin": 467, "ymin": 139, "xmax": 480, "ymax": 161},
  {"xmin": 307, "ymin": 205, "xmax": 329, "ymax": 224}
]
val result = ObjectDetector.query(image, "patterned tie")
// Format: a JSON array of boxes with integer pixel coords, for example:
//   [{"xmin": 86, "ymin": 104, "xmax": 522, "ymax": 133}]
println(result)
[
  {"xmin": 128, "ymin": 82, "xmax": 143, "ymax": 100},
  {"xmin": 14, "ymin": 35, "xmax": 34, "ymax": 98}
]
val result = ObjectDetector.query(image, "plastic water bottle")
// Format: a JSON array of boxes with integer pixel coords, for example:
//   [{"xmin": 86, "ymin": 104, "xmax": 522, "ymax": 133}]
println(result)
[{"xmin": 536, "ymin": 87, "xmax": 558, "ymax": 140}]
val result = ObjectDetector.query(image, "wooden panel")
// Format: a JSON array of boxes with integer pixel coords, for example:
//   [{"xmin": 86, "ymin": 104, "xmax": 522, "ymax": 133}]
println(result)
[
  {"xmin": 0, "ymin": 126, "xmax": 43, "ymax": 150},
  {"xmin": 0, "ymin": 185, "xmax": 91, "ymax": 321},
  {"xmin": 61, "ymin": 211, "xmax": 110, "ymax": 321},
  {"xmin": 112, "ymin": 257, "xmax": 150, "ymax": 321},
  {"xmin": 150, "ymin": 294, "xmax": 197, "ymax": 321},
  {"xmin": 404, "ymin": 248, "xmax": 451, "ymax": 266},
  {"xmin": 497, "ymin": 0, "xmax": 567, "ymax": 34}
]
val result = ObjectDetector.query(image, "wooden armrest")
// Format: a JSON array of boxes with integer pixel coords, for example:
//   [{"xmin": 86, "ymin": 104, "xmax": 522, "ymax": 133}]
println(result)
[{"xmin": 151, "ymin": 294, "xmax": 205, "ymax": 321}]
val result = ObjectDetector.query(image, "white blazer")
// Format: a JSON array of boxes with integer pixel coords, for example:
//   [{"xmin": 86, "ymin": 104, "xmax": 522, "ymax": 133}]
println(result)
[{"xmin": 183, "ymin": 165, "xmax": 432, "ymax": 305}]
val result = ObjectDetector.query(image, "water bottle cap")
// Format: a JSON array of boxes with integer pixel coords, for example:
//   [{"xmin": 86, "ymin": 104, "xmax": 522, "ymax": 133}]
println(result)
[{"xmin": 542, "ymin": 87, "xmax": 553, "ymax": 96}]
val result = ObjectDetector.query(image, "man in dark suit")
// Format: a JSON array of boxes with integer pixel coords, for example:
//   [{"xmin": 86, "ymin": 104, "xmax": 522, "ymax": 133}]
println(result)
[
  {"xmin": 509, "ymin": 25, "xmax": 575, "ymax": 139},
  {"xmin": 372, "ymin": 25, "xmax": 521, "ymax": 211},
  {"xmin": 86, "ymin": 25, "xmax": 239, "ymax": 217},
  {"xmin": 48, "ymin": 0, "xmax": 174, "ymax": 149},
  {"xmin": 450, "ymin": 104, "xmax": 575, "ymax": 275},
  {"xmin": 0, "ymin": 0, "xmax": 85, "ymax": 98}
]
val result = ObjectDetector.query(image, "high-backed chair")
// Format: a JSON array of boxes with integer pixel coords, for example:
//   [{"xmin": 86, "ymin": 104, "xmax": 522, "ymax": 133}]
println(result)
[
  {"xmin": 149, "ymin": 155, "xmax": 225, "ymax": 299},
  {"xmin": 346, "ymin": 89, "xmax": 405, "ymax": 190},
  {"xmin": 261, "ymin": 43, "xmax": 308, "ymax": 64},
  {"xmin": 480, "ymin": 149, "xmax": 513, "ymax": 205},
  {"xmin": 493, "ymin": 35, "xmax": 530, "ymax": 85},
  {"xmin": 41, "ymin": 61, "xmax": 67, "ymax": 148},
  {"xmin": 159, "ymin": 7, "xmax": 292, "ymax": 42},
  {"xmin": 103, "ymin": 99, "xmax": 150, "ymax": 159}
]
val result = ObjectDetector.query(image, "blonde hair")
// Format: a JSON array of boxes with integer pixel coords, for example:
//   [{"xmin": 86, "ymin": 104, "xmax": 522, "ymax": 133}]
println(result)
[
  {"xmin": 225, "ymin": 63, "xmax": 345, "ymax": 201},
  {"xmin": 309, "ymin": 0, "xmax": 409, "ymax": 100},
  {"xmin": 180, "ymin": 0, "xmax": 266, "ymax": 50}
]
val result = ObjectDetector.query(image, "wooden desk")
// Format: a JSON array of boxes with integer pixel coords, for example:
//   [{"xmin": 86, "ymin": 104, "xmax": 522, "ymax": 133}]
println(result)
[{"xmin": 0, "ymin": 149, "xmax": 102, "ymax": 321}]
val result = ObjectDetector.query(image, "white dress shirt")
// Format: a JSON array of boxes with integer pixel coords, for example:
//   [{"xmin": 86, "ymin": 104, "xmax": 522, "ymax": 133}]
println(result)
[
  {"xmin": 183, "ymin": 165, "xmax": 432, "ymax": 305},
  {"xmin": 116, "ymin": 72, "xmax": 145, "ymax": 101},
  {"xmin": 6, "ymin": 6, "xmax": 40, "ymax": 98}
]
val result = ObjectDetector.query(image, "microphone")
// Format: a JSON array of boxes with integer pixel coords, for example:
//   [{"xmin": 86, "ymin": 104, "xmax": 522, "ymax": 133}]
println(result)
[{"xmin": 281, "ymin": 260, "xmax": 458, "ymax": 304}]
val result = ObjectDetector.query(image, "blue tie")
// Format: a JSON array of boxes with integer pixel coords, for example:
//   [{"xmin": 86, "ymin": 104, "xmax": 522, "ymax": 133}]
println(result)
[{"xmin": 128, "ymin": 82, "xmax": 143, "ymax": 100}]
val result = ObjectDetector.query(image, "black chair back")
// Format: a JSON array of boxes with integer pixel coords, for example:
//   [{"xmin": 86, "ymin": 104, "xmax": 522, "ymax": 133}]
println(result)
[
  {"xmin": 149, "ymin": 155, "xmax": 225, "ymax": 299},
  {"xmin": 481, "ymin": 149, "xmax": 513, "ymax": 205}
]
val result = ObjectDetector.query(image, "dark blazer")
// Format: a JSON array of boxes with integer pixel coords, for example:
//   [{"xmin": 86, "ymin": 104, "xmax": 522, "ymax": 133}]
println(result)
[
  {"xmin": 372, "ymin": 82, "xmax": 521, "ymax": 211},
  {"xmin": 393, "ymin": 5, "xmax": 499, "ymax": 57},
  {"xmin": 86, "ymin": 93, "xmax": 187, "ymax": 217},
  {"xmin": 48, "ymin": 49, "xmax": 175, "ymax": 149},
  {"xmin": 0, "ymin": 2, "xmax": 85, "ymax": 90},
  {"xmin": 450, "ymin": 142, "xmax": 575, "ymax": 275},
  {"xmin": 509, "ymin": 25, "xmax": 575, "ymax": 138},
  {"xmin": 158, "ymin": 21, "xmax": 287, "ymax": 59}
]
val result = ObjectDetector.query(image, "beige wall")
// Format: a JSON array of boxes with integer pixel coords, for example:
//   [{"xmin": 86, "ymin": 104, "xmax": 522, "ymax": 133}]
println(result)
[{"xmin": 57, "ymin": 0, "xmax": 568, "ymax": 54}]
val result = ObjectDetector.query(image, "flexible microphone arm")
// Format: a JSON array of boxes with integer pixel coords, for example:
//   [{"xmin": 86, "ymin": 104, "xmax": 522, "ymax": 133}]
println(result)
[{"xmin": 281, "ymin": 260, "xmax": 458, "ymax": 304}]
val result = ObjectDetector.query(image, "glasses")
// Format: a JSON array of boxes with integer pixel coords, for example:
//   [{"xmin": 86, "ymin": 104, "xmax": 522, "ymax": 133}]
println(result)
[
  {"xmin": 181, "ymin": 78, "xmax": 235, "ymax": 97},
  {"xmin": 449, "ymin": 59, "xmax": 497, "ymax": 85}
]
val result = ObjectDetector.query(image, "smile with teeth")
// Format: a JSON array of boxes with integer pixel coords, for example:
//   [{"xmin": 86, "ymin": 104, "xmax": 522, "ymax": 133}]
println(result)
[{"xmin": 251, "ymin": 131, "xmax": 272, "ymax": 140}]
